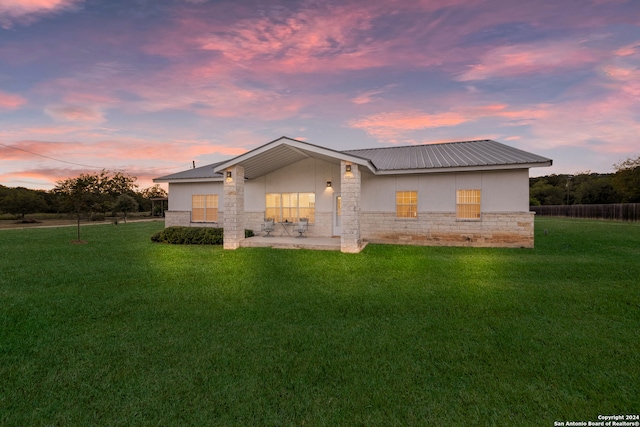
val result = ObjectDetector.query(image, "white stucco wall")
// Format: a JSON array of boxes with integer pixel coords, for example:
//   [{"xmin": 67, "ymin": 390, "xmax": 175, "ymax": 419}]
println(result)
[
  {"xmin": 168, "ymin": 181, "xmax": 224, "ymax": 212},
  {"xmin": 167, "ymin": 164, "xmax": 530, "ymax": 215},
  {"xmin": 360, "ymin": 169, "xmax": 530, "ymax": 213}
]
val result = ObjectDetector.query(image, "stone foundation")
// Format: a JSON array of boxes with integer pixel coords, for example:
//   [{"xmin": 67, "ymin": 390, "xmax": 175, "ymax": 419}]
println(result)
[
  {"xmin": 164, "ymin": 211, "xmax": 223, "ymax": 228},
  {"xmin": 360, "ymin": 211, "xmax": 535, "ymax": 248}
]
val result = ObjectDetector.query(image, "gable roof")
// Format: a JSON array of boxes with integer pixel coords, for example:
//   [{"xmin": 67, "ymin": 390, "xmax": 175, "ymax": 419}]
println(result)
[{"xmin": 154, "ymin": 137, "xmax": 552, "ymax": 182}]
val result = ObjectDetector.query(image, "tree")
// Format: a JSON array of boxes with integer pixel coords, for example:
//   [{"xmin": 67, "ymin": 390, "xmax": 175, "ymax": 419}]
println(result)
[
  {"xmin": 53, "ymin": 171, "xmax": 138, "ymax": 241},
  {"xmin": 113, "ymin": 194, "xmax": 138, "ymax": 223},
  {"xmin": 530, "ymin": 179, "xmax": 565, "ymax": 205},
  {"xmin": 54, "ymin": 174, "xmax": 101, "ymax": 241},
  {"xmin": 572, "ymin": 173, "xmax": 620, "ymax": 204},
  {"xmin": 612, "ymin": 155, "xmax": 640, "ymax": 202},
  {"xmin": 139, "ymin": 184, "xmax": 168, "ymax": 214},
  {"xmin": 0, "ymin": 187, "xmax": 48, "ymax": 218}
]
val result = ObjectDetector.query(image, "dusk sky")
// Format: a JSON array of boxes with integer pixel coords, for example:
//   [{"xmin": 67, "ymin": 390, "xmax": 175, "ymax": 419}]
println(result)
[{"xmin": 1, "ymin": 0, "xmax": 639, "ymax": 190}]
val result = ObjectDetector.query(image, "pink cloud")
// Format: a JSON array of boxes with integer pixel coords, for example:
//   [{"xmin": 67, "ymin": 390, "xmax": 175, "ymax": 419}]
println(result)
[
  {"xmin": 0, "ymin": 91, "xmax": 27, "ymax": 109},
  {"xmin": 349, "ymin": 104, "xmax": 551, "ymax": 143},
  {"xmin": 457, "ymin": 40, "xmax": 598, "ymax": 81},
  {"xmin": 614, "ymin": 42, "xmax": 640, "ymax": 57},
  {"xmin": 0, "ymin": 0, "xmax": 82, "ymax": 28},
  {"xmin": 349, "ymin": 111, "xmax": 469, "ymax": 143},
  {"xmin": 45, "ymin": 104, "xmax": 105, "ymax": 123}
]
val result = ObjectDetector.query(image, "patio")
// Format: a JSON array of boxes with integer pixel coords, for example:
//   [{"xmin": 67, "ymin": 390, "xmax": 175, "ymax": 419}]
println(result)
[{"xmin": 240, "ymin": 235, "xmax": 350, "ymax": 251}]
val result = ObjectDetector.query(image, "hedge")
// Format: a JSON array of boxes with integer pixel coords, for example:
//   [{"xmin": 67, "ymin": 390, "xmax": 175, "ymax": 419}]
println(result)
[{"xmin": 151, "ymin": 226, "xmax": 254, "ymax": 245}]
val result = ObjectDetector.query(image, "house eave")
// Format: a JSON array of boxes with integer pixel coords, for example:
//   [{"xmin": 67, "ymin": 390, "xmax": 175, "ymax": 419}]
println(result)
[
  {"xmin": 373, "ymin": 161, "xmax": 553, "ymax": 175},
  {"xmin": 153, "ymin": 177, "xmax": 224, "ymax": 184}
]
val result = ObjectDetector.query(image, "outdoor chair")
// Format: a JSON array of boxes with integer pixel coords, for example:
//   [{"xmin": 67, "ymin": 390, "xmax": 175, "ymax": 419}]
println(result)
[
  {"xmin": 262, "ymin": 218, "xmax": 275, "ymax": 237},
  {"xmin": 295, "ymin": 218, "xmax": 308, "ymax": 238}
]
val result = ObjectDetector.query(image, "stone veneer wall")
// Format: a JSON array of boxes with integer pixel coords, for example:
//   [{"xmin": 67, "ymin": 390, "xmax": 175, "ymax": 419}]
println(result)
[
  {"xmin": 341, "ymin": 162, "xmax": 362, "ymax": 253},
  {"xmin": 164, "ymin": 211, "xmax": 224, "ymax": 228},
  {"xmin": 360, "ymin": 211, "xmax": 535, "ymax": 248}
]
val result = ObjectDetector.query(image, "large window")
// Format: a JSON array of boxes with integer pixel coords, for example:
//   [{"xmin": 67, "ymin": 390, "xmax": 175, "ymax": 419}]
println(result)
[
  {"xmin": 396, "ymin": 191, "xmax": 417, "ymax": 218},
  {"xmin": 266, "ymin": 193, "xmax": 315, "ymax": 223},
  {"xmin": 192, "ymin": 194, "xmax": 218, "ymax": 222},
  {"xmin": 456, "ymin": 189, "xmax": 481, "ymax": 219}
]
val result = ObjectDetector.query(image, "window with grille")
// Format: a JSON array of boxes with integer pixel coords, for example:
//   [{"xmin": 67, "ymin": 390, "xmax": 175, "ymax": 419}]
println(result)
[
  {"xmin": 192, "ymin": 194, "xmax": 218, "ymax": 222},
  {"xmin": 456, "ymin": 189, "xmax": 481, "ymax": 219},
  {"xmin": 266, "ymin": 193, "xmax": 315, "ymax": 223},
  {"xmin": 396, "ymin": 191, "xmax": 417, "ymax": 218}
]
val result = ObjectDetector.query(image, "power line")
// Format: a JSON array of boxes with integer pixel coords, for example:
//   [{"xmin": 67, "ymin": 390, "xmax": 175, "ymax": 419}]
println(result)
[
  {"xmin": 0, "ymin": 142, "xmax": 183, "ymax": 173},
  {"xmin": 0, "ymin": 142, "xmax": 104, "ymax": 169}
]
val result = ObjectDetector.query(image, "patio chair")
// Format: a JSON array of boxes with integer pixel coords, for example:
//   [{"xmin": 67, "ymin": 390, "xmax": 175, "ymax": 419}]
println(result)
[
  {"xmin": 262, "ymin": 218, "xmax": 275, "ymax": 237},
  {"xmin": 295, "ymin": 218, "xmax": 308, "ymax": 238}
]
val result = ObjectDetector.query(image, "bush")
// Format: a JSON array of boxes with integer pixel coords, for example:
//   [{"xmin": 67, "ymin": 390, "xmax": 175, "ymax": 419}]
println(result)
[
  {"xmin": 151, "ymin": 227, "xmax": 256, "ymax": 245},
  {"xmin": 150, "ymin": 226, "xmax": 223, "ymax": 245}
]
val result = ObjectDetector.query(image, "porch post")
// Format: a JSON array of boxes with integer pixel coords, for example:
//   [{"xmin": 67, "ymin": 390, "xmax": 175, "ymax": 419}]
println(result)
[
  {"xmin": 223, "ymin": 165, "xmax": 245, "ymax": 250},
  {"xmin": 340, "ymin": 161, "xmax": 363, "ymax": 253}
]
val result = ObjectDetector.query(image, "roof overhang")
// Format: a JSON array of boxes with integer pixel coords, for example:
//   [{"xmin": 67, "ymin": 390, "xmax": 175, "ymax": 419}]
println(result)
[
  {"xmin": 153, "ymin": 177, "xmax": 223, "ymax": 183},
  {"xmin": 213, "ymin": 136, "xmax": 377, "ymax": 179},
  {"xmin": 374, "ymin": 160, "xmax": 553, "ymax": 175}
]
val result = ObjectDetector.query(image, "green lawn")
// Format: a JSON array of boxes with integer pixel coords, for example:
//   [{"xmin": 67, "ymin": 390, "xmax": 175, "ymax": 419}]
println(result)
[{"xmin": 1, "ymin": 218, "xmax": 638, "ymax": 426}]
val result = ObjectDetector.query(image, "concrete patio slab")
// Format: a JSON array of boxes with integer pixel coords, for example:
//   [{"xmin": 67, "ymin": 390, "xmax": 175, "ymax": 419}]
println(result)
[{"xmin": 240, "ymin": 235, "xmax": 344, "ymax": 251}]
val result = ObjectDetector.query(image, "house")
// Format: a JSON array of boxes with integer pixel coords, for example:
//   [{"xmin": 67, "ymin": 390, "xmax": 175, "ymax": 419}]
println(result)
[{"xmin": 153, "ymin": 136, "xmax": 552, "ymax": 253}]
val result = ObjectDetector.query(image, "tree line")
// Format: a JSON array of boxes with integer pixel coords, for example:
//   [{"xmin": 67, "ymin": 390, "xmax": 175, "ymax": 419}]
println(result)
[
  {"xmin": 0, "ymin": 171, "xmax": 167, "ymax": 219},
  {"xmin": 531, "ymin": 155, "xmax": 639, "ymax": 205}
]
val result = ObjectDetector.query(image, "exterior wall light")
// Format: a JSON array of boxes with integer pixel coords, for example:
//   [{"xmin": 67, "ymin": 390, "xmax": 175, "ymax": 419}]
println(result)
[
  {"xmin": 326, "ymin": 181, "xmax": 332, "ymax": 188},
  {"xmin": 226, "ymin": 171, "xmax": 232, "ymax": 179},
  {"xmin": 345, "ymin": 164, "xmax": 352, "ymax": 173}
]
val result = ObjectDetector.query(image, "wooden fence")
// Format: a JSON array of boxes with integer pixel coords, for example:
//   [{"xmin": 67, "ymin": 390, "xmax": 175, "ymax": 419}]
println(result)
[{"xmin": 531, "ymin": 204, "xmax": 640, "ymax": 222}]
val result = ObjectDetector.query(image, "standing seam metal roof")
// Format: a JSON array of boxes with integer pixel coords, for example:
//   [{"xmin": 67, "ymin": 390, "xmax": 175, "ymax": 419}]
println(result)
[
  {"xmin": 154, "ymin": 139, "xmax": 551, "ymax": 181},
  {"xmin": 343, "ymin": 139, "xmax": 551, "ymax": 170}
]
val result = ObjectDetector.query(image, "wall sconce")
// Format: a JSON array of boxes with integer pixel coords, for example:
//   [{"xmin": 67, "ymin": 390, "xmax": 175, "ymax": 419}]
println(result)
[
  {"xmin": 326, "ymin": 181, "xmax": 332, "ymax": 188},
  {"xmin": 226, "ymin": 171, "xmax": 232, "ymax": 178},
  {"xmin": 345, "ymin": 164, "xmax": 352, "ymax": 173}
]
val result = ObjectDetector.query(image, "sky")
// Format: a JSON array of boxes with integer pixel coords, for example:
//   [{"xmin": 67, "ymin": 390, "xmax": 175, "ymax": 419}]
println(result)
[{"xmin": 1, "ymin": 0, "xmax": 639, "ymax": 191}]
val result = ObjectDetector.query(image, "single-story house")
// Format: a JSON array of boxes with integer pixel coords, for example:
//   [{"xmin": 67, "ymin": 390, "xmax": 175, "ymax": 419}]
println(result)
[{"xmin": 154, "ymin": 136, "xmax": 552, "ymax": 253}]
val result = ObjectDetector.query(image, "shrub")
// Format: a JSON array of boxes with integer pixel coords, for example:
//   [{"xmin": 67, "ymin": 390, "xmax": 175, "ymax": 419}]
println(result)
[{"xmin": 151, "ymin": 227, "xmax": 256, "ymax": 245}]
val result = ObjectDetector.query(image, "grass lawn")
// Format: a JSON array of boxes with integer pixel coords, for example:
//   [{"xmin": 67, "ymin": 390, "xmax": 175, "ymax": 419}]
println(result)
[{"xmin": 1, "ymin": 218, "xmax": 638, "ymax": 426}]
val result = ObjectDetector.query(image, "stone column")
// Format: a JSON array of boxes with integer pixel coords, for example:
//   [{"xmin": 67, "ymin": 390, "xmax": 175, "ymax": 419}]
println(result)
[
  {"xmin": 341, "ymin": 161, "xmax": 362, "ymax": 253},
  {"xmin": 223, "ymin": 165, "xmax": 245, "ymax": 250}
]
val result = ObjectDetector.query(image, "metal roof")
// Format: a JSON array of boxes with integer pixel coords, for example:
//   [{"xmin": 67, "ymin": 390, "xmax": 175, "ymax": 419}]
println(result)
[
  {"xmin": 344, "ymin": 139, "xmax": 552, "ymax": 171},
  {"xmin": 154, "ymin": 161, "xmax": 225, "ymax": 182},
  {"xmin": 154, "ymin": 138, "xmax": 552, "ymax": 182}
]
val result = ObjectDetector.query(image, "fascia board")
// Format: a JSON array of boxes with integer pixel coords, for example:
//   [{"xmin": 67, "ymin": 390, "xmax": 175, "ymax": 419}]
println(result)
[{"xmin": 153, "ymin": 177, "xmax": 224, "ymax": 184}]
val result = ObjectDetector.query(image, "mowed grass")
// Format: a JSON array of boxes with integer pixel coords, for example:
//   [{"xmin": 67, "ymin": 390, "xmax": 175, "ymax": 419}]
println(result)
[{"xmin": 1, "ymin": 218, "xmax": 638, "ymax": 426}]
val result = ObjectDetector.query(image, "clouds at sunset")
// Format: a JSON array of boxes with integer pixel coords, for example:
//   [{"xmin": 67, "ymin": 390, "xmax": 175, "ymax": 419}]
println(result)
[
  {"xmin": 0, "ymin": 0, "xmax": 82, "ymax": 28},
  {"xmin": 0, "ymin": 0, "xmax": 639, "ymax": 189},
  {"xmin": 0, "ymin": 91, "xmax": 26, "ymax": 109}
]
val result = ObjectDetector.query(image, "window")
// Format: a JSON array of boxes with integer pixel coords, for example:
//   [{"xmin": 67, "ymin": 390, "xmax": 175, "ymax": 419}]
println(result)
[
  {"xmin": 456, "ymin": 189, "xmax": 481, "ymax": 219},
  {"xmin": 192, "ymin": 194, "xmax": 218, "ymax": 222},
  {"xmin": 396, "ymin": 191, "xmax": 417, "ymax": 218},
  {"xmin": 266, "ymin": 193, "xmax": 315, "ymax": 223}
]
